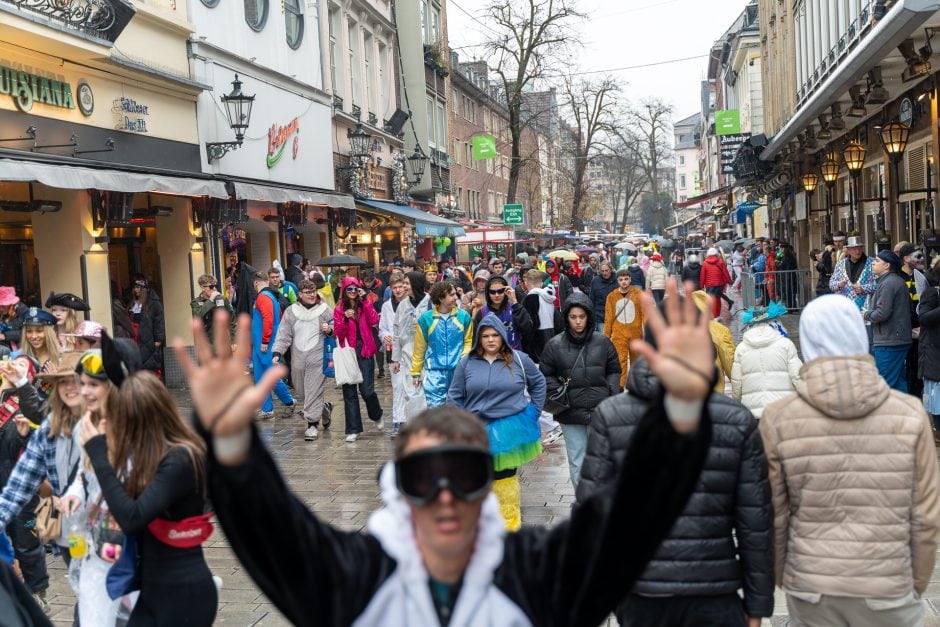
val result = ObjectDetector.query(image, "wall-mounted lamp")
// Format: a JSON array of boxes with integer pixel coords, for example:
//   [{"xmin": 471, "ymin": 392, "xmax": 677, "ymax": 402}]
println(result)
[
  {"xmin": 843, "ymin": 140, "xmax": 867, "ymax": 233},
  {"xmin": 407, "ymin": 144, "xmax": 429, "ymax": 186},
  {"xmin": 206, "ymin": 74, "xmax": 256, "ymax": 162},
  {"xmin": 821, "ymin": 157, "xmax": 840, "ymax": 229}
]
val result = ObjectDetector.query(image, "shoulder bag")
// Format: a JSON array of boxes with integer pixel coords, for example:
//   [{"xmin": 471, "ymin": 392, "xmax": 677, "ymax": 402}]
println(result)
[{"xmin": 543, "ymin": 344, "xmax": 587, "ymax": 415}]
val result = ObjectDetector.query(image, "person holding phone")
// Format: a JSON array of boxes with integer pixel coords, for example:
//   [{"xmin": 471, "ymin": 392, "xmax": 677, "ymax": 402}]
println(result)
[
  {"xmin": 472, "ymin": 275, "xmax": 532, "ymax": 352},
  {"xmin": 333, "ymin": 277, "xmax": 383, "ymax": 442}
]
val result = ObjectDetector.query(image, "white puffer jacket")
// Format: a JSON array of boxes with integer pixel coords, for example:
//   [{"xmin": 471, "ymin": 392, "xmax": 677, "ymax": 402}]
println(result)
[{"xmin": 731, "ymin": 324, "xmax": 802, "ymax": 418}]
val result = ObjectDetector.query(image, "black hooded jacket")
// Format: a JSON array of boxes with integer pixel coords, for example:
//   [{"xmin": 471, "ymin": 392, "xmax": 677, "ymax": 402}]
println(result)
[
  {"xmin": 577, "ymin": 359, "xmax": 774, "ymax": 618},
  {"xmin": 538, "ymin": 292, "xmax": 620, "ymax": 425}
]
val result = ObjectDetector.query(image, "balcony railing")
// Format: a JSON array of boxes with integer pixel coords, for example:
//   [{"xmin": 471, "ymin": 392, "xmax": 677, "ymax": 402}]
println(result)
[
  {"xmin": 2, "ymin": 0, "xmax": 136, "ymax": 43},
  {"xmin": 796, "ymin": 0, "xmax": 873, "ymax": 107}
]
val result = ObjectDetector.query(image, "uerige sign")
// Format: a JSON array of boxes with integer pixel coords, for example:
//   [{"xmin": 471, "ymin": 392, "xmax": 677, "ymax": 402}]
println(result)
[{"xmin": 267, "ymin": 117, "xmax": 300, "ymax": 168}]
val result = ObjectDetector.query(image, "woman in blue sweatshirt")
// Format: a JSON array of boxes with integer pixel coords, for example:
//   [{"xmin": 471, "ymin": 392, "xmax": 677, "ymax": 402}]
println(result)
[{"xmin": 447, "ymin": 314, "xmax": 546, "ymax": 530}]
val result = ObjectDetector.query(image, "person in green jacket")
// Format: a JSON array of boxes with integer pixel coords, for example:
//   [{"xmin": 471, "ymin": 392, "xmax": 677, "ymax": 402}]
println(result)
[{"xmin": 191, "ymin": 274, "xmax": 236, "ymax": 342}]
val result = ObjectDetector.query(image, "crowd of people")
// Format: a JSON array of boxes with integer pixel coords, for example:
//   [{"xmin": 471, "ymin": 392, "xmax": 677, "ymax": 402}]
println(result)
[{"xmin": 0, "ymin": 231, "xmax": 937, "ymax": 626}]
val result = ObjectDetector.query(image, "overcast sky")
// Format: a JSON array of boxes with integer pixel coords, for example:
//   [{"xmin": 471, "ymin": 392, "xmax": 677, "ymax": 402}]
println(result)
[{"xmin": 446, "ymin": 0, "xmax": 752, "ymax": 124}]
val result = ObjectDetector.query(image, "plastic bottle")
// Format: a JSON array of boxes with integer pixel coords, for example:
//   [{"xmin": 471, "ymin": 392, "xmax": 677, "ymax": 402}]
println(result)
[{"xmin": 65, "ymin": 509, "xmax": 88, "ymax": 559}]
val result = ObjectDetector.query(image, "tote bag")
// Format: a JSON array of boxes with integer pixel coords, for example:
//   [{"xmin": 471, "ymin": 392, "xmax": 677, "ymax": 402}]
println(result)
[{"xmin": 334, "ymin": 340, "xmax": 363, "ymax": 386}]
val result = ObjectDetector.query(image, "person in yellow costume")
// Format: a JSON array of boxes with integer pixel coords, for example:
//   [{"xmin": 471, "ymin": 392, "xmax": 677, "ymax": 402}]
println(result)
[
  {"xmin": 604, "ymin": 268, "xmax": 645, "ymax": 389},
  {"xmin": 692, "ymin": 290, "xmax": 736, "ymax": 393}
]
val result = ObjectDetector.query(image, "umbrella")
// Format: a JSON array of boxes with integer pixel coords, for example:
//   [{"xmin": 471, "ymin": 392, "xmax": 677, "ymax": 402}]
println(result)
[
  {"xmin": 733, "ymin": 237, "xmax": 755, "ymax": 246},
  {"xmin": 576, "ymin": 246, "xmax": 597, "ymax": 254},
  {"xmin": 614, "ymin": 242, "xmax": 637, "ymax": 252},
  {"xmin": 658, "ymin": 238, "xmax": 676, "ymax": 249},
  {"xmin": 547, "ymin": 249, "xmax": 579, "ymax": 261},
  {"xmin": 715, "ymin": 240, "xmax": 734, "ymax": 252},
  {"xmin": 315, "ymin": 254, "xmax": 369, "ymax": 267}
]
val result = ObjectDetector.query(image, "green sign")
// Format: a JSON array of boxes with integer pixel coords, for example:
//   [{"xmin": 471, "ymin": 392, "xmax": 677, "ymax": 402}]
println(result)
[
  {"xmin": 0, "ymin": 65, "xmax": 75, "ymax": 113},
  {"xmin": 472, "ymin": 135, "xmax": 497, "ymax": 160},
  {"xmin": 715, "ymin": 109, "xmax": 741, "ymax": 136},
  {"xmin": 503, "ymin": 203, "xmax": 524, "ymax": 225}
]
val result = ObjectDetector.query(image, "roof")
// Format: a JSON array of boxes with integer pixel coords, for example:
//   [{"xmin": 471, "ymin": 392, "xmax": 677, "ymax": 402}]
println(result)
[{"xmin": 673, "ymin": 113, "xmax": 700, "ymax": 129}]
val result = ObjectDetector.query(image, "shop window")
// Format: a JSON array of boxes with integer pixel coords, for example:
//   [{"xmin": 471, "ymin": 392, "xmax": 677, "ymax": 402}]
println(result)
[
  {"xmin": 245, "ymin": 0, "xmax": 268, "ymax": 31},
  {"xmin": 285, "ymin": 0, "xmax": 304, "ymax": 48}
]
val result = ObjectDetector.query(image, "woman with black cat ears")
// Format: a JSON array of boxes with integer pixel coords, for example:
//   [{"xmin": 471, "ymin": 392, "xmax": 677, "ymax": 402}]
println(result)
[{"xmin": 74, "ymin": 334, "xmax": 217, "ymax": 625}]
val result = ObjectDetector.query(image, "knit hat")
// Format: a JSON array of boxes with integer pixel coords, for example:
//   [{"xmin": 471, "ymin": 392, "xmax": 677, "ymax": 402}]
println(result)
[
  {"xmin": 706, "ymin": 248, "xmax": 719, "ymax": 257},
  {"xmin": 897, "ymin": 243, "xmax": 918, "ymax": 258},
  {"xmin": 0, "ymin": 287, "xmax": 18, "ymax": 307},
  {"xmin": 800, "ymin": 294, "xmax": 868, "ymax": 361},
  {"xmin": 876, "ymin": 249, "xmax": 902, "ymax": 273}
]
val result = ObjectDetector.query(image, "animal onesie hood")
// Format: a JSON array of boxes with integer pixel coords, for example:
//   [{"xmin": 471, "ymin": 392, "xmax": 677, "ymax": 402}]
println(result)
[
  {"xmin": 272, "ymin": 296, "xmax": 333, "ymax": 425},
  {"xmin": 604, "ymin": 282, "xmax": 645, "ymax": 389}
]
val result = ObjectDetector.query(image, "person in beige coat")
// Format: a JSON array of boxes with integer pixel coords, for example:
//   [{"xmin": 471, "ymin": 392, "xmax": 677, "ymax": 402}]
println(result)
[{"xmin": 760, "ymin": 294, "xmax": 940, "ymax": 626}]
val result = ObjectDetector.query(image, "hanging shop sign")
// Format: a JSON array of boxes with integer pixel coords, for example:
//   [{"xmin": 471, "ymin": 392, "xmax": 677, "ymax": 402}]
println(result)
[
  {"xmin": 266, "ymin": 117, "xmax": 300, "ymax": 168},
  {"xmin": 715, "ymin": 109, "xmax": 741, "ymax": 136},
  {"xmin": 114, "ymin": 97, "xmax": 150, "ymax": 133},
  {"xmin": 899, "ymin": 98, "xmax": 914, "ymax": 127},
  {"xmin": 719, "ymin": 132, "xmax": 751, "ymax": 174},
  {"xmin": 0, "ymin": 65, "xmax": 75, "ymax": 113}
]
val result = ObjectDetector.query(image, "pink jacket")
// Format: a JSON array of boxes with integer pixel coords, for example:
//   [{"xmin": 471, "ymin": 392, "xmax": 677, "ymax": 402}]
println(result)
[{"xmin": 334, "ymin": 277, "xmax": 380, "ymax": 358}]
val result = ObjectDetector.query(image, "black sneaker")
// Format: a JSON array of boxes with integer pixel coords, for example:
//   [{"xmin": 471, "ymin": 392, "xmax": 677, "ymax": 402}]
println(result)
[
  {"xmin": 322, "ymin": 402, "xmax": 333, "ymax": 429},
  {"xmin": 377, "ymin": 370, "xmax": 385, "ymax": 379}
]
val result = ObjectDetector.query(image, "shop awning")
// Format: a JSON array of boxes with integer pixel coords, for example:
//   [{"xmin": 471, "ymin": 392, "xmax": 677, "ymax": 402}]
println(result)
[
  {"xmin": 0, "ymin": 158, "xmax": 229, "ymax": 197},
  {"xmin": 356, "ymin": 199, "xmax": 465, "ymax": 237},
  {"xmin": 231, "ymin": 181, "xmax": 355, "ymax": 209},
  {"xmin": 672, "ymin": 187, "xmax": 731, "ymax": 209}
]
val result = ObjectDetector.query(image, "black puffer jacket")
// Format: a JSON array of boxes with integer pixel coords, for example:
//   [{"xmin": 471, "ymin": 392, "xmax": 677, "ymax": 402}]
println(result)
[
  {"xmin": 539, "ymin": 292, "xmax": 620, "ymax": 425},
  {"xmin": 919, "ymin": 282, "xmax": 940, "ymax": 382},
  {"xmin": 130, "ymin": 290, "xmax": 165, "ymax": 372},
  {"xmin": 577, "ymin": 359, "xmax": 774, "ymax": 618}
]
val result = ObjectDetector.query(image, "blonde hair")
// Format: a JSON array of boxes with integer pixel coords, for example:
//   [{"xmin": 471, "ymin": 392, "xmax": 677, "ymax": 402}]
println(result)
[
  {"xmin": 58, "ymin": 310, "xmax": 80, "ymax": 351},
  {"xmin": 24, "ymin": 325, "xmax": 61, "ymax": 366}
]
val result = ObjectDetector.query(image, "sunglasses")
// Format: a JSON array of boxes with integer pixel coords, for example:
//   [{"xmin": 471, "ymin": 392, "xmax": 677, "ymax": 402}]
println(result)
[
  {"xmin": 345, "ymin": 286, "xmax": 359, "ymax": 292},
  {"xmin": 487, "ymin": 288, "xmax": 507, "ymax": 295},
  {"xmin": 395, "ymin": 444, "xmax": 493, "ymax": 507},
  {"xmin": 203, "ymin": 283, "xmax": 218, "ymax": 289},
  {"xmin": 79, "ymin": 352, "xmax": 105, "ymax": 376}
]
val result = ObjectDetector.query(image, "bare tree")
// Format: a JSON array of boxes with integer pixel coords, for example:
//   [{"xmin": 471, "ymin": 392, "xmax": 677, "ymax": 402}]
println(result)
[
  {"xmin": 630, "ymin": 98, "xmax": 674, "ymax": 227},
  {"xmin": 562, "ymin": 75, "xmax": 620, "ymax": 231},
  {"xmin": 599, "ymin": 128, "xmax": 647, "ymax": 233},
  {"xmin": 484, "ymin": 0, "xmax": 582, "ymax": 205}
]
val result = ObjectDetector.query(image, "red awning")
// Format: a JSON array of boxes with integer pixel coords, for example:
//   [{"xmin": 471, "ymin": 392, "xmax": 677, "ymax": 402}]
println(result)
[{"xmin": 672, "ymin": 186, "xmax": 731, "ymax": 209}]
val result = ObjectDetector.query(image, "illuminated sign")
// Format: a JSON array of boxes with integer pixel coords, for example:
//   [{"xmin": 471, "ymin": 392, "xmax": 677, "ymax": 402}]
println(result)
[
  {"xmin": 0, "ymin": 66, "xmax": 75, "ymax": 112},
  {"xmin": 267, "ymin": 117, "xmax": 300, "ymax": 168}
]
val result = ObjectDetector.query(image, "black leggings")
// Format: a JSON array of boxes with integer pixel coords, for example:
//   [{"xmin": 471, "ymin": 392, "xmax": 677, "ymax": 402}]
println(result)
[{"xmin": 128, "ymin": 576, "xmax": 217, "ymax": 626}]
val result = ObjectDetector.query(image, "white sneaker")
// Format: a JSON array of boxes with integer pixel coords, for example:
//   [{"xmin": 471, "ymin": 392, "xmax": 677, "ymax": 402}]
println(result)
[
  {"xmin": 257, "ymin": 410, "xmax": 274, "ymax": 421},
  {"xmin": 374, "ymin": 418, "xmax": 385, "ymax": 430},
  {"xmin": 542, "ymin": 426, "xmax": 563, "ymax": 445},
  {"xmin": 345, "ymin": 433, "xmax": 359, "ymax": 443},
  {"xmin": 304, "ymin": 426, "xmax": 319, "ymax": 441}
]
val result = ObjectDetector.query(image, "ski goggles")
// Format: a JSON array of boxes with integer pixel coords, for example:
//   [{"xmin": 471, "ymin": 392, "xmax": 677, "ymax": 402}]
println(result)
[{"xmin": 395, "ymin": 444, "xmax": 493, "ymax": 507}]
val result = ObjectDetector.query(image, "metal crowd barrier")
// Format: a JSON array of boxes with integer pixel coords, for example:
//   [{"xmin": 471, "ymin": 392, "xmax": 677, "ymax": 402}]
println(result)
[{"xmin": 740, "ymin": 269, "xmax": 814, "ymax": 312}]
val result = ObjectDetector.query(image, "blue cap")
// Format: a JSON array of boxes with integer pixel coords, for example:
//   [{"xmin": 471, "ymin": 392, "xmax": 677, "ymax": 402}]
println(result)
[{"xmin": 22, "ymin": 307, "xmax": 57, "ymax": 326}]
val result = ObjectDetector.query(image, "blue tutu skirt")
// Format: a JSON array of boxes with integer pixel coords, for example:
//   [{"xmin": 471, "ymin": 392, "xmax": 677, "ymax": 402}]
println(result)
[{"xmin": 485, "ymin": 403, "xmax": 542, "ymax": 472}]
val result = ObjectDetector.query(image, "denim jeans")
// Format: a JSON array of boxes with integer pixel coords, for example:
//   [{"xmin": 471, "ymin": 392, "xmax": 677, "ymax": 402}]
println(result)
[
  {"xmin": 596, "ymin": 321, "xmax": 605, "ymax": 333},
  {"xmin": 342, "ymin": 353, "xmax": 383, "ymax": 434},
  {"xmin": 873, "ymin": 344, "xmax": 911, "ymax": 393},
  {"xmin": 560, "ymin": 423, "xmax": 589, "ymax": 489},
  {"xmin": 253, "ymin": 349, "xmax": 294, "ymax": 412}
]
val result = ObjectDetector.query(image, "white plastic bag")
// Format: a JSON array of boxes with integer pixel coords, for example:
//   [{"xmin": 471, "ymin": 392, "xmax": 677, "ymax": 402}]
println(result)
[
  {"xmin": 334, "ymin": 344, "xmax": 363, "ymax": 386},
  {"xmin": 403, "ymin": 383, "xmax": 428, "ymax": 419}
]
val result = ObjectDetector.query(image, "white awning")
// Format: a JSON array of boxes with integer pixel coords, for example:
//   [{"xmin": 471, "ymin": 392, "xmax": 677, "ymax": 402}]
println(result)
[
  {"xmin": 0, "ymin": 158, "xmax": 230, "ymax": 198},
  {"xmin": 232, "ymin": 181, "xmax": 356, "ymax": 209}
]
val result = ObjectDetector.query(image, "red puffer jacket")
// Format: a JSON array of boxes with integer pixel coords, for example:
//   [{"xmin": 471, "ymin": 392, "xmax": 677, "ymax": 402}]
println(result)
[{"xmin": 700, "ymin": 256, "xmax": 732, "ymax": 288}]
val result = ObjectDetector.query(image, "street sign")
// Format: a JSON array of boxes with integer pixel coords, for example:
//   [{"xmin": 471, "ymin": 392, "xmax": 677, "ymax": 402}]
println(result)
[{"xmin": 503, "ymin": 203, "xmax": 524, "ymax": 225}]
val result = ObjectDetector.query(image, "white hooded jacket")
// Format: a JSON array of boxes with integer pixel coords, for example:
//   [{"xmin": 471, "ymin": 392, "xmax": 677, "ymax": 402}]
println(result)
[{"xmin": 731, "ymin": 323, "xmax": 802, "ymax": 418}]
